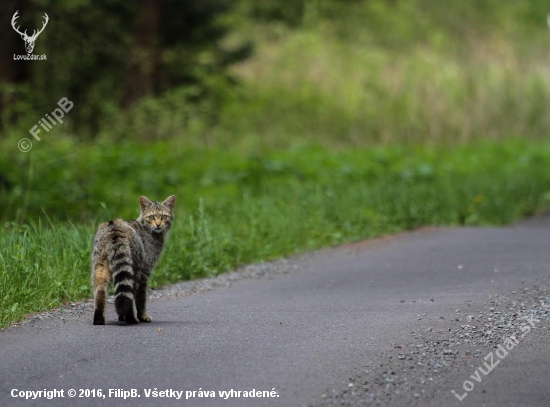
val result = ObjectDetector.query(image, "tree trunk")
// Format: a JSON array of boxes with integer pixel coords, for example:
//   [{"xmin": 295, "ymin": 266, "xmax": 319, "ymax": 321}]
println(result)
[{"xmin": 124, "ymin": 0, "xmax": 161, "ymax": 107}]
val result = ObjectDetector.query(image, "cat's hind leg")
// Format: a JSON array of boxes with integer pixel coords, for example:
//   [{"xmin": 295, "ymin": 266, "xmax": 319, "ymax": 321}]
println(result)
[{"xmin": 92, "ymin": 263, "xmax": 110, "ymax": 325}]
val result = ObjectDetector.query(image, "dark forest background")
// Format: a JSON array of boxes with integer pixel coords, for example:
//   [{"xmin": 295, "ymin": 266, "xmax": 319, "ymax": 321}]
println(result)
[{"xmin": 1, "ymin": 0, "xmax": 549, "ymax": 143}]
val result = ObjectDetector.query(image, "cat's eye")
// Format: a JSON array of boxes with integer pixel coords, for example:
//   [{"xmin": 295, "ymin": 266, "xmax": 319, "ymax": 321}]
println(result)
[
  {"xmin": 160, "ymin": 215, "xmax": 168, "ymax": 220},
  {"xmin": 147, "ymin": 215, "xmax": 156, "ymax": 221}
]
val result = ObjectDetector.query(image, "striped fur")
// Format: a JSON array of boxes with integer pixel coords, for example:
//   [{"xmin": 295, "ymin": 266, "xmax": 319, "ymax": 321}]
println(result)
[{"xmin": 91, "ymin": 195, "xmax": 175, "ymax": 325}]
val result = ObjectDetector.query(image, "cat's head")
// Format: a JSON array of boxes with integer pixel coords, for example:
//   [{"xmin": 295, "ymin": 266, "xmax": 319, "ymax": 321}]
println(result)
[{"xmin": 137, "ymin": 195, "xmax": 175, "ymax": 234}]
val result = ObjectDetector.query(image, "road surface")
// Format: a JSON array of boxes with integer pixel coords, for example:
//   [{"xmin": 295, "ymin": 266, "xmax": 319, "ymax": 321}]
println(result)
[{"xmin": 1, "ymin": 217, "xmax": 550, "ymax": 406}]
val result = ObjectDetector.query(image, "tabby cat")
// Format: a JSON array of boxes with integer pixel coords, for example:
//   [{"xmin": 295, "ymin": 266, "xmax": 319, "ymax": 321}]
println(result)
[{"xmin": 91, "ymin": 195, "xmax": 175, "ymax": 325}]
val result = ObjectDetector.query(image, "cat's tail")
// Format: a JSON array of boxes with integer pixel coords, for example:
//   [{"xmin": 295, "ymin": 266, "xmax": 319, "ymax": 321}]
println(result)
[{"xmin": 107, "ymin": 226, "xmax": 138, "ymax": 324}]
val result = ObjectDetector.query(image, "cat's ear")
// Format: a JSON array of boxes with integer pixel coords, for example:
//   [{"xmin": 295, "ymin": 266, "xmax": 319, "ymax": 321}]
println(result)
[
  {"xmin": 140, "ymin": 196, "xmax": 152, "ymax": 212},
  {"xmin": 163, "ymin": 195, "xmax": 176, "ymax": 211}
]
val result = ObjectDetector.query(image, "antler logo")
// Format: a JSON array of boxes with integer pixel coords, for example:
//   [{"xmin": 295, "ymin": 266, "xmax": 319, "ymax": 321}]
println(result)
[{"xmin": 11, "ymin": 10, "xmax": 49, "ymax": 54}]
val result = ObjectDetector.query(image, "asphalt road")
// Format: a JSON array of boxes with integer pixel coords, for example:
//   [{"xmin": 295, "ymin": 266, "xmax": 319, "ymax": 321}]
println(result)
[{"xmin": 1, "ymin": 217, "xmax": 550, "ymax": 407}]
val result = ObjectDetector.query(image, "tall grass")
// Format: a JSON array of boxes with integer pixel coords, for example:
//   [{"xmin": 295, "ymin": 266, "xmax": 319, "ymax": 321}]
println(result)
[
  {"xmin": 218, "ymin": 29, "xmax": 550, "ymax": 149},
  {"xmin": 63, "ymin": 24, "xmax": 549, "ymax": 150},
  {"xmin": 0, "ymin": 221, "xmax": 91, "ymax": 325}
]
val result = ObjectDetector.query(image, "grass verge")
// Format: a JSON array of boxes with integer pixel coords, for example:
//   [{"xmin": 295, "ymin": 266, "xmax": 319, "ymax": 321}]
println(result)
[{"xmin": 2, "ymin": 139, "xmax": 550, "ymax": 328}]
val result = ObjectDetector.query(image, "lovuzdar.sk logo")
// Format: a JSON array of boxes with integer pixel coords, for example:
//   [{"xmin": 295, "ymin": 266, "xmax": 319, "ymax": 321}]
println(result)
[{"xmin": 11, "ymin": 10, "xmax": 48, "ymax": 61}]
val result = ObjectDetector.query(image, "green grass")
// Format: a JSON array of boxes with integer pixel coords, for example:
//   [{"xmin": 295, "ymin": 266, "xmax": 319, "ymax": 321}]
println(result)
[{"xmin": 2, "ymin": 139, "xmax": 550, "ymax": 328}]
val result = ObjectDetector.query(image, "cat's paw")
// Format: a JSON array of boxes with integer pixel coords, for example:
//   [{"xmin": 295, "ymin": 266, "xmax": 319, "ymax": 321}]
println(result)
[
  {"xmin": 124, "ymin": 313, "xmax": 139, "ymax": 325},
  {"xmin": 93, "ymin": 310, "xmax": 105, "ymax": 325},
  {"xmin": 125, "ymin": 317, "xmax": 139, "ymax": 325},
  {"xmin": 138, "ymin": 314, "xmax": 152, "ymax": 323}
]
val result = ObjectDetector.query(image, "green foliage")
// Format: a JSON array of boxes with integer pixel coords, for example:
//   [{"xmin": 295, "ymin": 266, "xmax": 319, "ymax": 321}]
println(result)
[
  {"xmin": 214, "ymin": 35, "xmax": 550, "ymax": 148},
  {"xmin": 222, "ymin": 0, "xmax": 550, "ymax": 147},
  {"xmin": 4, "ymin": 0, "xmax": 550, "ymax": 144},
  {"xmin": 241, "ymin": 0, "xmax": 550, "ymax": 49},
  {"xmin": 2, "ymin": 139, "xmax": 550, "ymax": 327}
]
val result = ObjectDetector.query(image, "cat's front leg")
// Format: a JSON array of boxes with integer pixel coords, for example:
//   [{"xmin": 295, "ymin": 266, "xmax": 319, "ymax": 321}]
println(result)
[{"xmin": 136, "ymin": 281, "xmax": 152, "ymax": 322}]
